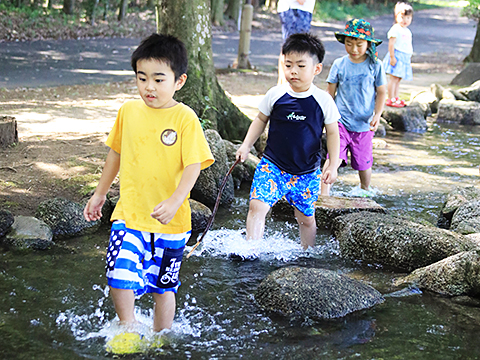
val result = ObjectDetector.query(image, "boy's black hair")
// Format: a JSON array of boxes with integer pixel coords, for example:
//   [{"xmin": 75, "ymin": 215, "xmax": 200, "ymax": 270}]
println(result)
[
  {"xmin": 282, "ymin": 33, "xmax": 325, "ymax": 64},
  {"xmin": 131, "ymin": 33, "xmax": 188, "ymax": 81}
]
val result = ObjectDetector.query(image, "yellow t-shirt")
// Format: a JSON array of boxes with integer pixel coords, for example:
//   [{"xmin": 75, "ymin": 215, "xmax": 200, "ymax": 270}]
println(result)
[{"xmin": 106, "ymin": 99, "xmax": 214, "ymax": 234}]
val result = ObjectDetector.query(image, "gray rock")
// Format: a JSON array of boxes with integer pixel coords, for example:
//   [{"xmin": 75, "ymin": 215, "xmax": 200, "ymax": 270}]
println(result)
[
  {"xmin": 459, "ymin": 79, "xmax": 480, "ymax": 102},
  {"xmin": 3, "ymin": 216, "xmax": 54, "ymax": 251},
  {"xmin": 272, "ymin": 196, "xmax": 386, "ymax": 229},
  {"xmin": 332, "ymin": 212, "xmax": 478, "ymax": 272},
  {"xmin": 0, "ymin": 209, "xmax": 14, "ymax": 237},
  {"xmin": 223, "ymin": 139, "xmax": 260, "ymax": 188},
  {"xmin": 189, "ymin": 198, "xmax": 212, "ymax": 232},
  {"xmin": 381, "ymin": 103, "xmax": 427, "ymax": 133},
  {"xmin": 431, "ymin": 83, "xmax": 445, "ymax": 101},
  {"xmin": 438, "ymin": 186, "xmax": 480, "ymax": 229},
  {"xmin": 191, "ymin": 129, "xmax": 234, "ymax": 208},
  {"xmin": 394, "ymin": 250, "xmax": 480, "ymax": 297},
  {"xmin": 255, "ymin": 266, "xmax": 384, "ymax": 319},
  {"xmin": 36, "ymin": 197, "xmax": 101, "ymax": 239},
  {"xmin": 450, "ymin": 200, "xmax": 480, "ymax": 235},
  {"xmin": 436, "ymin": 99, "xmax": 480, "ymax": 125}
]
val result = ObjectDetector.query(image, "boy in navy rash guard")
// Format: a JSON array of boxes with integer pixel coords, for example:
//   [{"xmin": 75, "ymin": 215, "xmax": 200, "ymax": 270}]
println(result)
[{"xmin": 236, "ymin": 33, "xmax": 340, "ymax": 249}]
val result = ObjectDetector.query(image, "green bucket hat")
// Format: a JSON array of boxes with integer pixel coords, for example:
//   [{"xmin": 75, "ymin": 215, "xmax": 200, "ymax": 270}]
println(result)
[
  {"xmin": 335, "ymin": 18, "xmax": 382, "ymax": 45},
  {"xmin": 335, "ymin": 18, "xmax": 382, "ymax": 62}
]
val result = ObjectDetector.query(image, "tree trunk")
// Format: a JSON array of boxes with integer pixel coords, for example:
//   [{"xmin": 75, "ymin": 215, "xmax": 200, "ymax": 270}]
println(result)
[
  {"xmin": 211, "ymin": 0, "xmax": 225, "ymax": 26},
  {"xmin": 118, "ymin": 0, "xmax": 128, "ymax": 21},
  {"xmin": 465, "ymin": 19, "xmax": 480, "ymax": 63},
  {"xmin": 157, "ymin": 0, "xmax": 251, "ymax": 141},
  {"xmin": 63, "ymin": 0, "xmax": 75, "ymax": 15},
  {"xmin": 225, "ymin": 0, "xmax": 241, "ymax": 26},
  {"xmin": 0, "ymin": 116, "xmax": 18, "ymax": 149}
]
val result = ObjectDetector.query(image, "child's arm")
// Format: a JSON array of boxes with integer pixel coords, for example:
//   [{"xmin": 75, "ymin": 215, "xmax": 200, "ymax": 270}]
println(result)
[
  {"xmin": 370, "ymin": 84, "xmax": 387, "ymax": 131},
  {"xmin": 322, "ymin": 122, "xmax": 340, "ymax": 185},
  {"xmin": 83, "ymin": 149, "xmax": 120, "ymax": 222},
  {"xmin": 326, "ymin": 82, "xmax": 337, "ymax": 99},
  {"xmin": 236, "ymin": 112, "xmax": 269, "ymax": 162},
  {"xmin": 150, "ymin": 163, "xmax": 201, "ymax": 225},
  {"xmin": 388, "ymin": 37, "xmax": 397, "ymax": 66}
]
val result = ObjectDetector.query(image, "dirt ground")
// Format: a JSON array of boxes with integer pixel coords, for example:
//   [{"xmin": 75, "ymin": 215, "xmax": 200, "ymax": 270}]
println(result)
[{"xmin": 0, "ymin": 57, "xmax": 464, "ymax": 216}]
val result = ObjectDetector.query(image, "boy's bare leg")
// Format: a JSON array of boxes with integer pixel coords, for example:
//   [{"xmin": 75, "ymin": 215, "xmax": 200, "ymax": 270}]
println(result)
[
  {"xmin": 359, "ymin": 168, "xmax": 372, "ymax": 190},
  {"xmin": 110, "ymin": 287, "xmax": 136, "ymax": 324},
  {"xmin": 246, "ymin": 199, "xmax": 271, "ymax": 240},
  {"xmin": 294, "ymin": 208, "xmax": 316, "ymax": 249},
  {"xmin": 152, "ymin": 292, "xmax": 176, "ymax": 332}
]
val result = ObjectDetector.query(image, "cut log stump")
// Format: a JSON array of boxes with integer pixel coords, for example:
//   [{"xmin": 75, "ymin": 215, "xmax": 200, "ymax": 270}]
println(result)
[{"xmin": 0, "ymin": 116, "xmax": 18, "ymax": 148}]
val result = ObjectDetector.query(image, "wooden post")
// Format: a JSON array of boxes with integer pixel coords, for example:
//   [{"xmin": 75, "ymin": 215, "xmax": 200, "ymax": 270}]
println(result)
[
  {"xmin": 0, "ymin": 116, "xmax": 18, "ymax": 149},
  {"xmin": 235, "ymin": 1, "xmax": 253, "ymax": 69}
]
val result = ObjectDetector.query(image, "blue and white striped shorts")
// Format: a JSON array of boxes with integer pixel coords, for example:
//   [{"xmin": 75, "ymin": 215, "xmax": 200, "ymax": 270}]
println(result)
[{"xmin": 106, "ymin": 220, "xmax": 190, "ymax": 296}]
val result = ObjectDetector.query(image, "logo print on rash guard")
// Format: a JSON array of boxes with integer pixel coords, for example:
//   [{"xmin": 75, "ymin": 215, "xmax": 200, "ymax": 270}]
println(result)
[
  {"xmin": 161, "ymin": 129, "xmax": 177, "ymax": 146},
  {"xmin": 286, "ymin": 112, "xmax": 306, "ymax": 121}
]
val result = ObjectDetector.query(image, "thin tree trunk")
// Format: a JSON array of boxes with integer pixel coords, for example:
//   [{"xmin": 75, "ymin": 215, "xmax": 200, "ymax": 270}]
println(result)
[
  {"xmin": 118, "ymin": 0, "xmax": 128, "ymax": 21},
  {"xmin": 211, "ymin": 0, "xmax": 225, "ymax": 26},
  {"xmin": 63, "ymin": 0, "xmax": 75, "ymax": 15},
  {"xmin": 465, "ymin": 19, "xmax": 480, "ymax": 63},
  {"xmin": 157, "ymin": 0, "xmax": 250, "ymax": 141}
]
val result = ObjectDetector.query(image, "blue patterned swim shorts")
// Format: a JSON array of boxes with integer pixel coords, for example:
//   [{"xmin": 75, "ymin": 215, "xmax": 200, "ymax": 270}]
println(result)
[
  {"xmin": 250, "ymin": 157, "xmax": 321, "ymax": 217},
  {"xmin": 106, "ymin": 220, "xmax": 190, "ymax": 296}
]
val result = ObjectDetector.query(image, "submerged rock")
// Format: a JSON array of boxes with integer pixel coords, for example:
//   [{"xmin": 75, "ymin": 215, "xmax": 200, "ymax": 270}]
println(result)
[
  {"xmin": 394, "ymin": 250, "xmax": 480, "ymax": 297},
  {"xmin": 36, "ymin": 197, "xmax": 100, "ymax": 239},
  {"xmin": 3, "ymin": 215, "xmax": 54, "ymax": 251},
  {"xmin": 332, "ymin": 212, "xmax": 478, "ymax": 272},
  {"xmin": 255, "ymin": 266, "xmax": 384, "ymax": 320}
]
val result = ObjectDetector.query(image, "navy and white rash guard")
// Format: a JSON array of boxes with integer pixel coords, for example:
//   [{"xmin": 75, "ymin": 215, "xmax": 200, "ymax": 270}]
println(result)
[{"xmin": 259, "ymin": 84, "xmax": 340, "ymax": 175}]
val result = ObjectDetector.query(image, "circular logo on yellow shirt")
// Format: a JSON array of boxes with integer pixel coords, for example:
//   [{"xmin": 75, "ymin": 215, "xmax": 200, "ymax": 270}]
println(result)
[{"xmin": 161, "ymin": 129, "xmax": 177, "ymax": 146}]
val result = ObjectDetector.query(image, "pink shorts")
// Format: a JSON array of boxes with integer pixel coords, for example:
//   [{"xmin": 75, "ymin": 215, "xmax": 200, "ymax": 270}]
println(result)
[{"xmin": 337, "ymin": 122, "xmax": 374, "ymax": 171}]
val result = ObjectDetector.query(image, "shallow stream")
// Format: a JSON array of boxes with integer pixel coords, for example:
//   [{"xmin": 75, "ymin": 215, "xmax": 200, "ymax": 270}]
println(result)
[{"xmin": 1, "ymin": 120, "xmax": 480, "ymax": 359}]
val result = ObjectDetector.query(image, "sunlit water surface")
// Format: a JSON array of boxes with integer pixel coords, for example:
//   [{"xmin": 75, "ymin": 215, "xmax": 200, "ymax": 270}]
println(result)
[{"xmin": 2, "ymin": 121, "xmax": 480, "ymax": 359}]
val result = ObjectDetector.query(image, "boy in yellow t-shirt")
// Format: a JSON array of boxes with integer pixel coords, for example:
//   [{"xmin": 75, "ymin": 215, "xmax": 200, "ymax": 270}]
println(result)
[{"xmin": 83, "ymin": 33, "xmax": 214, "ymax": 345}]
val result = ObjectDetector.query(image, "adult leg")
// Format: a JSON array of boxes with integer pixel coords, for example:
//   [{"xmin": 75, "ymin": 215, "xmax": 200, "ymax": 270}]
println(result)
[
  {"xmin": 246, "ymin": 199, "xmax": 271, "ymax": 240},
  {"xmin": 110, "ymin": 287, "xmax": 136, "ymax": 324},
  {"xmin": 294, "ymin": 208, "xmax": 316, "ymax": 249},
  {"xmin": 358, "ymin": 168, "xmax": 372, "ymax": 190},
  {"xmin": 277, "ymin": 53, "xmax": 286, "ymax": 85},
  {"xmin": 152, "ymin": 291, "xmax": 176, "ymax": 332}
]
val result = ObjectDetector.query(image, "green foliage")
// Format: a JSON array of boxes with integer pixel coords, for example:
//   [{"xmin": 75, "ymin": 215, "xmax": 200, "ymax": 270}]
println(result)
[{"xmin": 462, "ymin": 0, "xmax": 480, "ymax": 21}]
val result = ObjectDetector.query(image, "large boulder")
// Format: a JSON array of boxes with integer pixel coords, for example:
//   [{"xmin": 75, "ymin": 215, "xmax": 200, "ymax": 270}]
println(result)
[
  {"xmin": 189, "ymin": 198, "xmax": 212, "ymax": 232},
  {"xmin": 3, "ymin": 216, "xmax": 54, "ymax": 251},
  {"xmin": 223, "ymin": 139, "xmax": 259, "ymax": 188},
  {"xmin": 36, "ymin": 197, "xmax": 101, "ymax": 239},
  {"xmin": 394, "ymin": 250, "xmax": 480, "ymax": 297},
  {"xmin": 191, "ymin": 129, "xmax": 234, "ymax": 208},
  {"xmin": 436, "ymin": 99, "xmax": 480, "ymax": 125},
  {"xmin": 451, "ymin": 63, "xmax": 480, "ymax": 87},
  {"xmin": 0, "ymin": 209, "xmax": 14, "ymax": 238},
  {"xmin": 437, "ymin": 186, "xmax": 480, "ymax": 229},
  {"xmin": 381, "ymin": 103, "xmax": 427, "ymax": 133},
  {"xmin": 450, "ymin": 200, "xmax": 480, "ymax": 235},
  {"xmin": 255, "ymin": 266, "xmax": 384, "ymax": 319},
  {"xmin": 272, "ymin": 196, "xmax": 386, "ymax": 229},
  {"xmin": 332, "ymin": 212, "xmax": 479, "ymax": 272}
]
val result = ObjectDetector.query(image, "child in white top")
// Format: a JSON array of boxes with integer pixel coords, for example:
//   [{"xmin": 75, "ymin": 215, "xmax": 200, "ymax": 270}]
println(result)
[{"xmin": 383, "ymin": 1, "xmax": 414, "ymax": 108}]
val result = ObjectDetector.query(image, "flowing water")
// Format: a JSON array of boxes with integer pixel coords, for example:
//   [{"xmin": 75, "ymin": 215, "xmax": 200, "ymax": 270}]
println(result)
[{"xmin": 2, "ymin": 120, "xmax": 480, "ymax": 359}]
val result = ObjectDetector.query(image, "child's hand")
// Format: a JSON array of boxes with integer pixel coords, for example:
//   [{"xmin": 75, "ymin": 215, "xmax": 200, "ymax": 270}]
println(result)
[
  {"xmin": 235, "ymin": 144, "xmax": 250, "ymax": 162},
  {"xmin": 370, "ymin": 115, "xmax": 380, "ymax": 132},
  {"xmin": 83, "ymin": 194, "xmax": 106, "ymax": 222},
  {"xmin": 390, "ymin": 57, "xmax": 397, "ymax": 67},
  {"xmin": 151, "ymin": 198, "xmax": 181, "ymax": 225},
  {"xmin": 321, "ymin": 165, "xmax": 338, "ymax": 185}
]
